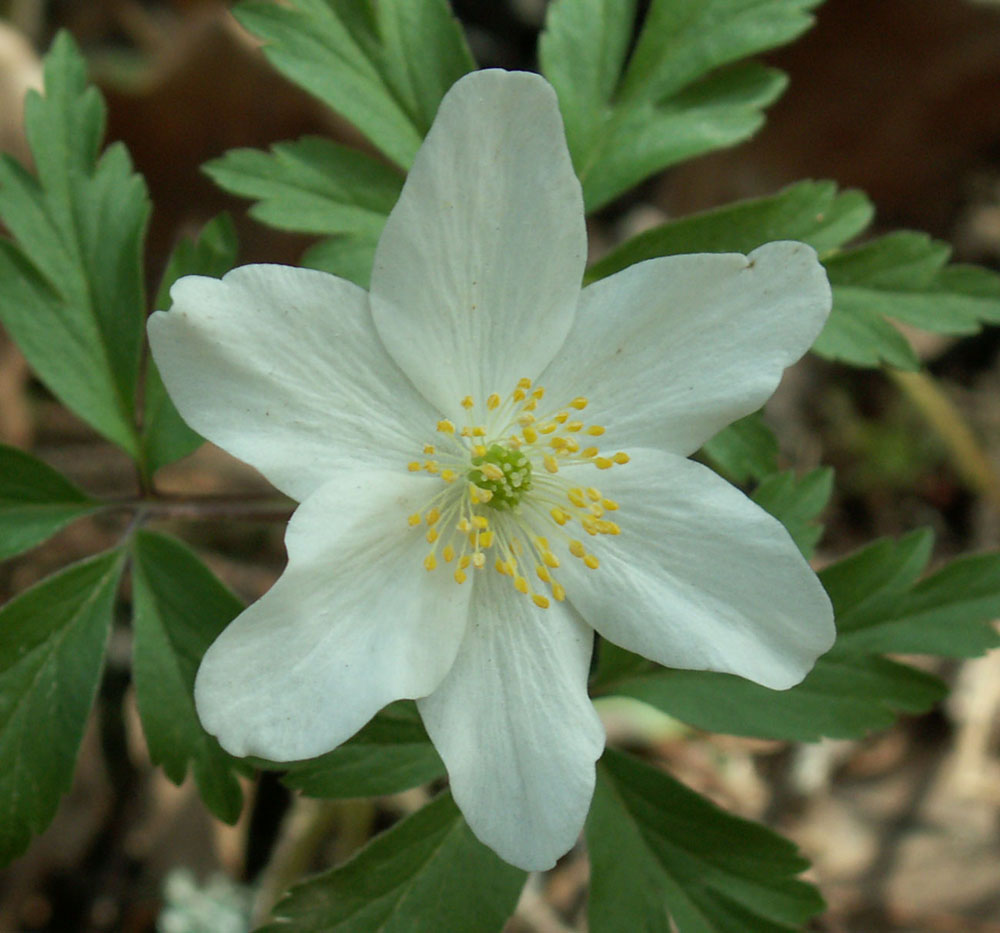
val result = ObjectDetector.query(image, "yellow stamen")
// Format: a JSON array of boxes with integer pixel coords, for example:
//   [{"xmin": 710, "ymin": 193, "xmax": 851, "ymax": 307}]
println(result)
[
  {"xmin": 487, "ymin": 393, "xmax": 501, "ymax": 410},
  {"xmin": 532, "ymin": 594, "xmax": 550, "ymax": 609}
]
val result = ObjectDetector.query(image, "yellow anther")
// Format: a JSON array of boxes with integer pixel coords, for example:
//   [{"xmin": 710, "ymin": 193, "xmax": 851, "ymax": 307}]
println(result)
[
  {"xmin": 568, "ymin": 488, "xmax": 587, "ymax": 508},
  {"xmin": 566, "ymin": 420, "xmax": 584, "ymax": 432},
  {"xmin": 586, "ymin": 487, "xmax": 601, "ymax": 501},
  {"xmin": 600, "ymin": 521, "xmax": 621, "ymax": 535},
  {"xmin": 423, "ymin": 444, "xmax": 435, "ymax": 455},
  {"xmin": 426, "ymin": 528, "xmax": 439, "ymax": 543},
  {"xmin": 589, "ymin": 503, "xmax": 605, "ymax": 518},
  {"xmin": 495, "ymin": 559, "xmax": 508, "ymax": 575},
  {"xmin": 454, "ymin": 569, "xmax": 467, "ymax": 584},
  {"xmin": 582, "ymin": 446, "xmax": 599, "ymax": 458},
  {"xmin": 554, "ymin": 411, "xmax": 568, "ymax": 424},
  {"xmin": 471, "ymin": 426, "xmax": 487, "ymax": 437},
  {"xmin": 424, "ymin": 554, "xmax": 437, "ymax": 571},
  {"xmin": 514, "ymin": 576, "xmax": 529, "ymax": 594},
  {"xmin": 544, "ymin": 454, "xmax": 559, "ymax": 474},
  {"xmin": 571, "ymin": 397, "xmax": 588, "ymax": 410},
  {"xmin": 522, "ymin": 426, "xmax": 538, "ymax": 444},
  {"xmin": 586, "ymin": 425, "xmax": 605, "ymax": 436},
  {"xmin": 437, "ymin": 419, "xmax": 455, "ymax": 434},
  {"xmin": 569, "ymin": 540, "xmax": 586, "ymax": 558},
  {"xmin": 424, "ymin": 460, "xmax": 439, "ymax": 473},
  {"xmin": 426, "ymin": 508, "xmax": 441, "ymax": 524},
  {"xmin": 472, "ymin": 552, "xmax": 486, "ymax": 569},
  {"xmin": 408, "ymin": 461, "xmax": 421, "ymax": 472},
  {"xmin": 532, "ymin": 594, "xmax": 550, "ymax": 609},
  {"xmin": 477, "ymin": 487, "xmax": 493, "ymax": 502},
  {"xmin": 473, "ymin": 515, "xmax": 490, "ymax": 529},
  {"xmin": 551, "ymin": 508, "xmax": 570, "ymax": 526},
  {"xmin": 408, "ymin": 513, "xmax": 421, "ymax": 527},
  {"xmin": 457, "ymin": 518, "xmax": 471, "ymax": 533},
  {"xmin": 461, "ymin": 395, "xmax": 474, "ymax": 409},
  {"xmin": 602, "ymin": 498, "xmax": 619, "ymax": 510},
  {"xmin": 472, "ymin": 444, "xmax": 487, "ymax": 457},
  {"xmin": 518, "ymin": 413, "xmax": 535, "ymax": 426},
  {"xmin": 582, "ymin": 516, "xmax": 599, "ymax": 536},
  {"xmin": 482, "ymin": 463, "xmax": 504, "ymax": 481},
  {"xmin": 584, "ymin": 554, "xmax": 600, "ymax": 570},
  {"xmin": 550, "ymin": 436, "xmax": 568, "ymax": 450},
  {"xmin": 443, "ymin": 545, "xmax": 455, "ymax": 562},
  {"xmin": 564, "ymin": 437, "xmax": 580, "ymax": 453},
  {"xmin": 460, "ymin": 555, "xmax": 471, "ymax": 570},
  {"xmin": 509, "ymin": 435, "xmax": 523, "ymax": 448},
  {"xmin": 441, "ymin": 469, "xmax": 457, "ymax": 483},
  {"xmin": 479, "ymin": 530, "xmax": 494, "ymax": 547},
  {"xmin": 536, "ymin": 565, "xmax": 552, "ymax": 583},
  {"xmin": 487, "ymin": 393, "xmax": 501, "ymax": 410},
  {"xmin": 532, "ymin": 386, "xmax": 545, "ymax": 399},
  {"xmin": 552, "ymin": 583, "xmax": 566, "ymax": 602},
  {"xmin": 517, "ymin": 377, "xmax": 532, "ymax": 390},
  {"xmin": 595, "ymin": 457, "xmax": 613, "ymax": 470},
  {"xmin": 539, "ymin": 421, "xmax": 557, "ymax": 434},
  {"xmin": 542, "ymin": 550, "xmax": 560, "ymax": 568},
  {"xmin": 522, "ymin": 398, "xmax": 538, "ymax": 412},
  {"xmin": 613, "ymin": 451, "xmax": 630, "ymax": 464},
  {"xmin": 513, "ymin": 388, "xmax": 527, "ymax": 402}
]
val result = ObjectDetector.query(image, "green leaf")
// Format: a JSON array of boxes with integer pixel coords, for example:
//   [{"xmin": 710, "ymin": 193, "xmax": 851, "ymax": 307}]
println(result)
[
  {"xmin": 302, "ymin": 232, "xmax": 381, "ymax": 289},
  {"xmin": 0, "ymin": 444, "xmax": 99, "ymax": 560},
  {"xmin": 0, "ymin": 32, "xmax": 150, "ymax": 457},
  {"xmin": 540, "ymin": 0, "xmax": 822, "ymax": 210},
  {"xmin": 0, "ymin": 550, "xmax": 124, "ymax": 866},
  {"xmin": 588, "ymin": 180, "xmax": 874, "ymax": 283},
  {"xmin": 751, "ymin": 467, "xmax": 833, "ymax": 558},
  {"xmin": 814, "ymin": 232, "xmax": 1000, "ymax": 369},
  {"xmin": 258, "ymin": 792, "xmax": 525, "ymax": 932},
  {"xmin": 131, "ymin": 530, "xmax": 246, "ymax": 824},
  {"xmin": 282, "ymin": 702, "xmax": 444, "ymax": 798},
  {"xmin": 204, "ymin": 138, "xmax": 402, "ymax": 238},
  {"xmin": 234, "ymin": 0, "xmax": 474, "ymax": 170},
  {"xmin": 143, "ymin": 214, "xmax": 239, "ymax": 474},
  {"xmin": 596, "ymin": 530, "xmax": 1000, "ymax": 741},
  {"xmin": 588, "ymin": 748, "xmax": 823, "ymax": 933},
  {"xmin": 700, "ymin": 412, "xmax": 779, "ymax": 484}
]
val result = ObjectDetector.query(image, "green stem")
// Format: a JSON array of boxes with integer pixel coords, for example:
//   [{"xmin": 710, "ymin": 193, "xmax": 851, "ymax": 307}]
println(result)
[{"xmin": 888, "ymin": 367, "xmax": 1000, "ymax": 512}]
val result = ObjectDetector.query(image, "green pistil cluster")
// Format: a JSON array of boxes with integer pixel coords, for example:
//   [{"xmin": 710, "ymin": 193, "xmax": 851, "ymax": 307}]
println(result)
[{"xmin": 468, "ymin": 444, "xmax": 532, "ymax": 510}]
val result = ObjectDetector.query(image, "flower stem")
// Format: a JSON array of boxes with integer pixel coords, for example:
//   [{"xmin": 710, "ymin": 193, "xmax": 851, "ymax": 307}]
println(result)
[
  {"xmin": 888, "ymin": 367, "xmax": 1000, "ymax": 512},
  {"xmin": 100, "ymin": 494, "xmax": 294, "ymax": 523}
]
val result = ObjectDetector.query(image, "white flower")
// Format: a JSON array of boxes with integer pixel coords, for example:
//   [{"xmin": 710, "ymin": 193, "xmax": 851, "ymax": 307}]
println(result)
[{"xmin": 148, "ymin": 69, "xmax": 835, "ymax": 871}]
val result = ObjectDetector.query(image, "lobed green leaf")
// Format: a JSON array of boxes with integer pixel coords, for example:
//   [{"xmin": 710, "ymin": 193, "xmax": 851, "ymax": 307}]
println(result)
[
  {"xmin": 700, "ymin": 412, "xmax": 780, "ymax": 484},
  {"xmin": 281, "ymin": 701, "xmax": 444, "ymax": 799},
  {"xmin": 204, "ymin": 138, "xmax": 402, "ymax": 238},
  {"xmin": 0, "ymin": 550, "xmax": 125, "ymax": 866},
  {"xmin": 0, "ymin": 33, "xmax": 150, "ymax": 457},
  {"xmin": 587, "ymin": 748, "xmax": 824, "ymax": 932},
  {"xmin": 541, "ymin": 0, "xmax": 822, "ymax": 210},
  {"xmin": 257, "ymin": 792, "xmax": 525, "ymax": 932},
  {"xmin": 751, "ymin": 466, "xmax": 833, "ymax": 558},
  {"xmin": 587, "ymin": 180, "xmax": 874, "ymax": 282},
  {"xmin": 0, "ymin": 444, "xmax": 99, "ymax": 560},
  {"xmin": 131, "ymin": 531, "xmax": 247, "ymax": 823},
  {"xmin": 234, "ymin": 0, "xmax": 474, "ymax": 170}
]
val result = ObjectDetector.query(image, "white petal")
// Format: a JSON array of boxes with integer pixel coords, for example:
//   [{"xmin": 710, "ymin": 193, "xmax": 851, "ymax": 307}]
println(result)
[
  {"xmin": 418, "ymin": 569, "xmax": 604, "ymax": 871},
  {"xmin": 558, "ymin": 449, "xmax": 834, "ymax": 689},
  {"xmin": 148, "ymin": 264, "xmax": 437, "ymax": 502},
  {"xmin": 370, "ymin": 70, "xmax": 587, "ymax": 421},
  {"xmin": 194, "ymin": 471, "xmax": 470, "ymax": 761},
  {"xmin": 539, "ymin": 242, "xmax": 831, "ymax": 456}
]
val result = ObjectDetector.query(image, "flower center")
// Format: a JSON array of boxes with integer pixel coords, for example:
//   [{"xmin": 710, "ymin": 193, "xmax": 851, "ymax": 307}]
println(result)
[
  {"xmin": 468, "ymin": 444, "xmax": 532, "ymax": 510},
  {"xmin": 406, "ymin": 377, "xmax": 629, "ymax": 609}
]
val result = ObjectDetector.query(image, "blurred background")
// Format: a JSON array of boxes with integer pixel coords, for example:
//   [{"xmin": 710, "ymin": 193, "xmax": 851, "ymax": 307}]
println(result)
[{"xmin": 2, "ymin": 1, "xmax": 1000, "ymax": 930}]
